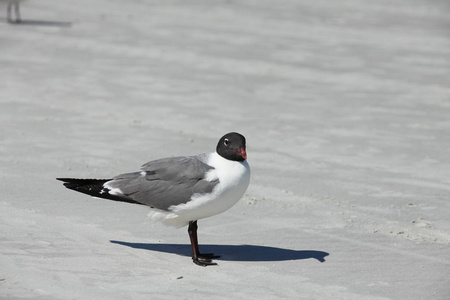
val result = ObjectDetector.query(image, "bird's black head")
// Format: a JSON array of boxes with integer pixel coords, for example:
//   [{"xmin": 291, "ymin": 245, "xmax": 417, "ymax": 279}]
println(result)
[{"xmin": 216, "ymin": 132, "xmax": 247, "ymax": 162}]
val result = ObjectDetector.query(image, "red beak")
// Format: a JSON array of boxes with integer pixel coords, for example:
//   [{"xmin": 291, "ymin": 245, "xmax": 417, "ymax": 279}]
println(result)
[{"xmin": 237, "ymin": 148, "xmax": 247, "ymax": 160}]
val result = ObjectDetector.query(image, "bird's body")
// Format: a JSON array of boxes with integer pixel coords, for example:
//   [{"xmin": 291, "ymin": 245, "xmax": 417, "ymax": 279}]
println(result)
[
  {"xmin": 148, "ymin": 151, "xmax": 250, "ymax": 228},
  {"xmin": 57, "ymin": 132, "xmax": 250, "ymax": 266}
]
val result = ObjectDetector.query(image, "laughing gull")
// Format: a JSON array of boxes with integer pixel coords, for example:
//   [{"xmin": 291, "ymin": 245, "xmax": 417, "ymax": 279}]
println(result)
[{"xmin": 57, "ymin": 132, "xmax": 250, "ymax": 266}]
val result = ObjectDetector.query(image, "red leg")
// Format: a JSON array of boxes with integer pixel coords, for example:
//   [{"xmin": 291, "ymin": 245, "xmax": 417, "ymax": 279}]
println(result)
[{"xmin": 188, "ymin": 221, "xmax": 219, "ymax": 266}]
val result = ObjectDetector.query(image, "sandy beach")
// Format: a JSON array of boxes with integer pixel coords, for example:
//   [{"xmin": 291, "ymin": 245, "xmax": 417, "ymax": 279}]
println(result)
[{"xmin": 1, "ymin": 0, "xmax": 449, "ymax": 299}]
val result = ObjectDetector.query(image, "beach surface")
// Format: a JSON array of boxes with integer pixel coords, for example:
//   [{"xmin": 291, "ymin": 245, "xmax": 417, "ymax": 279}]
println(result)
[{"xmin": 1, "ymin": 0, "xmax": 449, "ymax": 299}]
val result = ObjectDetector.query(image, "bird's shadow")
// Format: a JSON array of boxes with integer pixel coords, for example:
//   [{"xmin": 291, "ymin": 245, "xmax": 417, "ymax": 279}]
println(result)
[
  {"xmin": 5, "ymin": 18, "xmax": 72, "ymax": 27},
  {"xmin": 110, "ymin": 240, "xmax": 329, "ymax": 263}
]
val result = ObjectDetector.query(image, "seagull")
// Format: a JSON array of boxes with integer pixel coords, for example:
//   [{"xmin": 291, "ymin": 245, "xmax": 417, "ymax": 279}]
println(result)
[{"xmin": 57, "ymin": 132, "xmax": 251, "ymax": 266}]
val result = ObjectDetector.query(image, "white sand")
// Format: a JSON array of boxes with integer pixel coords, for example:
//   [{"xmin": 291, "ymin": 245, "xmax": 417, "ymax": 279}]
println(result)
[{"xmin": 1, "ymin": 0, "xmax": 449, "ymax": 299}]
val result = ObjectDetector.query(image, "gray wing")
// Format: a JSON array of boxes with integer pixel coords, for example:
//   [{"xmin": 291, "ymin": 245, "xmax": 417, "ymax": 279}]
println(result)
[{"xmin": 106, "ymin": 155, "xmax": 219, "ymax": 210}]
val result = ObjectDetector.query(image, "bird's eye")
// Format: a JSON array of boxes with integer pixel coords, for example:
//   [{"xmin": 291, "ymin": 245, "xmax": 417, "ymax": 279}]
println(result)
[{"xmin": 224, "ymin": 138, "xmax": 229, "ymax": 146}]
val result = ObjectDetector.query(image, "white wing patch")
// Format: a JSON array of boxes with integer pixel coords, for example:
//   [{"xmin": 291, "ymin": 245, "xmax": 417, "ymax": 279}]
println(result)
[{"xmin": 103, "ymin": 182, "xmax": 124, "ymax": 196}]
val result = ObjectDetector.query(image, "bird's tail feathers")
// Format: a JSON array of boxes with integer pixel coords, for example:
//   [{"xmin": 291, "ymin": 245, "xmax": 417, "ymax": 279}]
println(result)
[{"xmin": 56, "ymin": 178, "xmax": 143, "ymax": 205}]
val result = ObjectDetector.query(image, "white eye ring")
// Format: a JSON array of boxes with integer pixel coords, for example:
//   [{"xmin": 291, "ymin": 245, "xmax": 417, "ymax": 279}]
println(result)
[{"xmin": 224, "ymin": 138, "xmax": 229, "ymax": 146}]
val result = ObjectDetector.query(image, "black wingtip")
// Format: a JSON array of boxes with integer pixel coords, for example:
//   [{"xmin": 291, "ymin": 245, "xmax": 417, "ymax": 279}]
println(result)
[
  {"xmin": 56, "ymin": 177, "xmax": 111, "ymax": 192},
  {"xmin": 56, "ymin": 177, "xmax": 111, "ymax": 183},
  {"xmin": 56, "ymin": 177, "xmax": 145, "ymax": 206}
]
